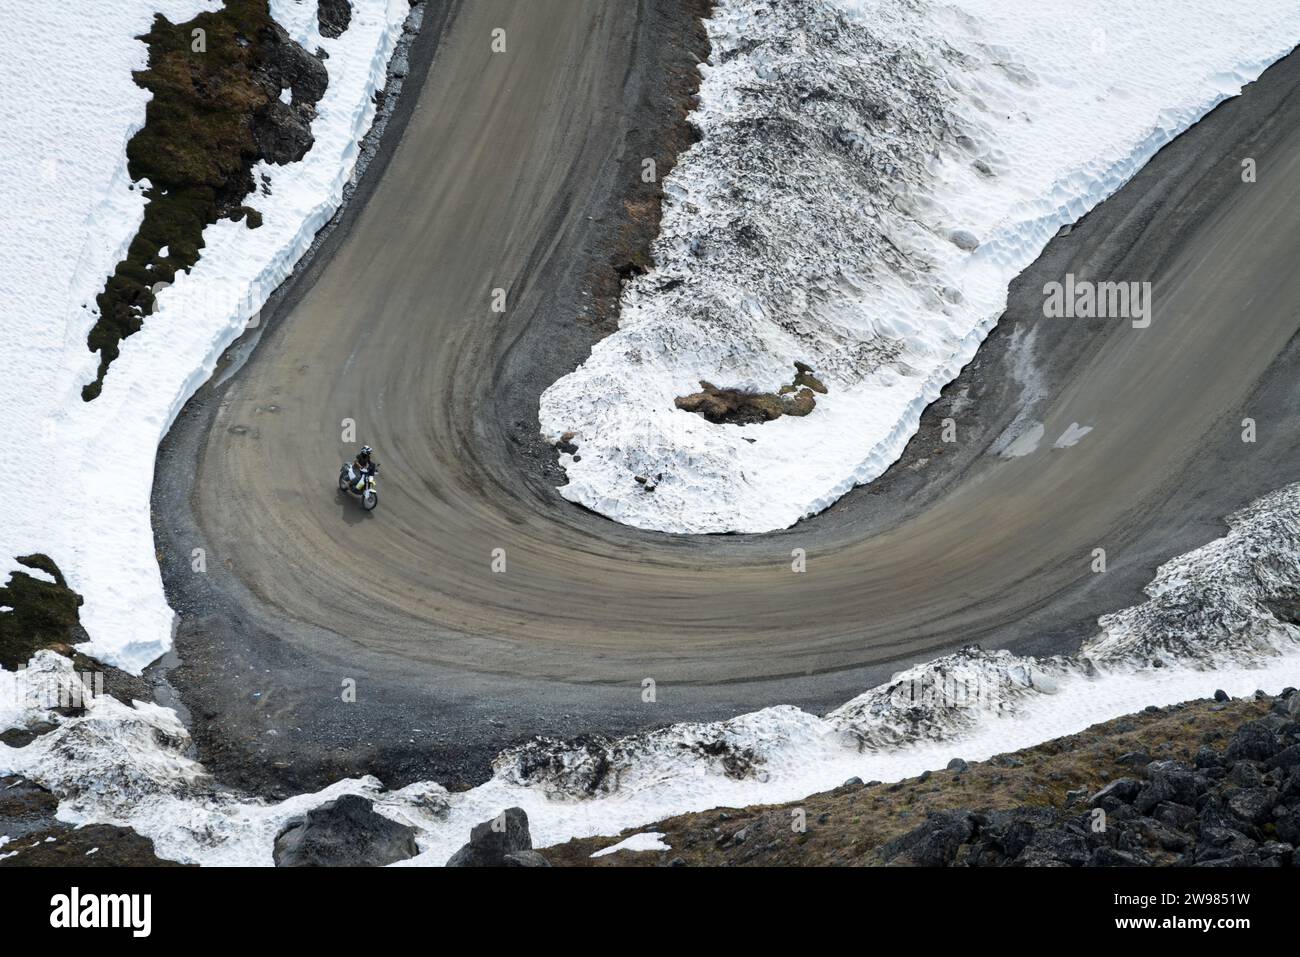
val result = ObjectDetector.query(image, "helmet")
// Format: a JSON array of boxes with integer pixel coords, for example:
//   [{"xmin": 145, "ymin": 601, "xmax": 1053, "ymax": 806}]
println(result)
[{"xmin": 360, "ymin": 446, "xmax": 373, "ymax": 456}]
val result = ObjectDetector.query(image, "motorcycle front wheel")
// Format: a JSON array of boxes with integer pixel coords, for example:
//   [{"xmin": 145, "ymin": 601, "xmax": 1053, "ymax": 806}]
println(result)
[{"xmin": 362, "ymin": 490, "xmax": 378, "ymax": 511}]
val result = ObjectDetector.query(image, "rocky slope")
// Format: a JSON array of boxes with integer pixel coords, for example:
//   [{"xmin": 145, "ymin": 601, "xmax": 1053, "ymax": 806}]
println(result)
[{"xmin": 543, "ymin": 689, "xmax": 1300, "ymax": 866}]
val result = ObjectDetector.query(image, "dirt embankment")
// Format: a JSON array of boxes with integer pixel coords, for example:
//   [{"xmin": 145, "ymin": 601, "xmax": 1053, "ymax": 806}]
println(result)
[
  {"xmin": 578, "ymin": 0, "xmax": 713, "ymax": 333},
  {"xmin": 544, "ymin": 690, "xmax": 1300, "ymax": 866}
]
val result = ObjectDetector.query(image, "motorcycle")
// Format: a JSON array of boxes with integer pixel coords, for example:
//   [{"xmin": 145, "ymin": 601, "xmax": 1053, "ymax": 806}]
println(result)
[{"xmin": 339, "ymin": 461, "xmax": 379, "ymax": 511}]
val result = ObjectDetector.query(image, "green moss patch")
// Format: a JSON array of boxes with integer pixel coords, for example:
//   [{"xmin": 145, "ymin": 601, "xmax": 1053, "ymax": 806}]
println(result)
[
  {"xmin": 83, "ymin": 0, "xmax": 328, "ymax": 400},
  {"xmin": 0, "ymin": 555, "xmax": 85, "ymax": 670}
]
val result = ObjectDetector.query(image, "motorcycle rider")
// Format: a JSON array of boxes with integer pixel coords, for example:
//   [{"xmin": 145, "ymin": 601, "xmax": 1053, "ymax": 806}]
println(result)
[{"xmin": 350, "ymin": 445, "xmax": 377, "ymax": 492}]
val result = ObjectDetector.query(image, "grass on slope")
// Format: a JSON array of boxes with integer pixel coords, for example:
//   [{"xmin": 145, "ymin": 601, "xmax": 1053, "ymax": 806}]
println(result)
[{"xmin": 542, "ymin": 695, "xmax": 1274, "ymax": 866}]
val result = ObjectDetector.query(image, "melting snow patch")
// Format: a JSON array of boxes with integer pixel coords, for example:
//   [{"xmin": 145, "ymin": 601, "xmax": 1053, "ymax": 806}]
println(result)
[
  {"xmin": 591, "ymin": 832, "xmax": 671, "ymax": 857},
  {"xmin": 1053, "ymin": 423, "xmax": 1093, "ymax": 449},
  {"xmin": 12, "ymin": 565, "xmax": 56, "ymax": 585}
]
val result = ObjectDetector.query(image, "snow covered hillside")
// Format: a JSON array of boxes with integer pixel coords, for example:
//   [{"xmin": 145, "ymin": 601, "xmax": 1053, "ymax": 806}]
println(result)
[
  {"xmin": 0, "ymin": 0, "xmax": 408, "ymax": 671},
  {"xmin": 540, "ymin": 0, "xmax": 1300, "ymax": 533}
]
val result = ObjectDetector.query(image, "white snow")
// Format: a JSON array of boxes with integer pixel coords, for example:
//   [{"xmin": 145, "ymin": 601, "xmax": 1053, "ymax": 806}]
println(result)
[
  {"xmin": 1053, "ymin": 423, "xmax": 1093, "ymax": 449},
  {"xmin": 591, "ymin": 832, "xmax": 671, "ymax": 857},
  {"xmin": 0, "ymin": 0, "xmax": 408, "ymax": 672},
  {"xmin": 9, "ymin": 565, "xmax": 56, "ymax": 586},
  {"xmin": 540, "ymin": 0, "xmax": 1300, "ymax": 533}
]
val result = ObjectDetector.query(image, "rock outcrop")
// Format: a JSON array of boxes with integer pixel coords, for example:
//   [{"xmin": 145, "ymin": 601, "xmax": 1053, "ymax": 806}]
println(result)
[
  {"xmin": 881, "ymin": 689, "xmax": 1300, "ymax": 867},
  {"xmin": 273, "ymin": 794, "xmax": 419, "ymax": 867},
  {"xmin": 317, "ymin": 0, "xmax": 352, "ymax": 39},
  {"xmin": 445, "ymin": 807, "xmax": 550, "ymax": 867}
]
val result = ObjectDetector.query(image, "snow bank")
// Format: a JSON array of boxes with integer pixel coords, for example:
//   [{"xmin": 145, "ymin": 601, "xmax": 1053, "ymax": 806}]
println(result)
[
  {"xmin": 0, "ymin": 0, "xmax": 409, "ymax": 671},
  {"xmin": 539, "ymin": 0, "xmax": 1300, "ymax": 532},
  {"xmin": 591, "ymin": 832, "xmax": 671, "ymax": 857},
  {"xmin": 3, "ymin": 478, "xmax": 1298, "ymax": 864}
]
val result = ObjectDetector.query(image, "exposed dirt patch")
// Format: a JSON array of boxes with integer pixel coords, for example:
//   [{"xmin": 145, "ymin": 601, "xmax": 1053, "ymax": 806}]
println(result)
[
  {"xmin": 581, "ymin": 0, "xmax": 713, "ymax": 332},
  {"xmin": 675, "ymin": 360, "xmax": 828, "ymax": 425},
  {"xmin": 83, "ymin": 0, "xmax": 329, "ymax": 400}
]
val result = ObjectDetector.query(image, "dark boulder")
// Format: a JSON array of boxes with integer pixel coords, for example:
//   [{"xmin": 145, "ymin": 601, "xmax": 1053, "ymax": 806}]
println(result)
[
  {"xmin": 880, "ymin": 810, "xmax": 977, "ymax": 866},
  {"xmin": 253, "ymin": 99, "xmax": 315, "ymax": 166},
  {"xmin": 503, "ymin": 850, "xmax": 551, "ymax": 867},
  {"xmin": 446, "ymin": 807, "xmax": 550, "ymax": 867},
  {"xmin": 1017, "ymin": 828, "xmax": 1090, "ymax": 867},
  {"xmin": 273, "ymin": 794, "xmax": 419, "ymax": 867},
  {"xmin": 1226, "ymin": 722, "xmax": 1279, "ymax": 762},
  {"xmin": 978, "ymin": 808, "xmax": 1057, "ymax": 860},
  {"xmin": 1194, "ymin": 826, "xmax": 1257, "ymax": 865},
  {"xmin": 1090, "ymin": 777, "xmax": 1141, "ymax": 808},
  {"xmin": 1229, "ymin": 762, "xmax": 1264, "ymax": 788},
  {"xmin": 248, "ymin": 22, "xmax": 330, "ymax": 166},
  {"xmin": 1088, "ymin": 846, "xmax": 1151, "ymax": 867},
  {"xmin": 1135, "ymin": 818, "xmax": 1191, "ymax": 853},
  {"xmin": 1283, "ymin": 769, "xmax": 1300, "ymax": 800},
  {"xmin": 1135, "ymin": 761, "xmax": 1197, "ymax": 813},
  {"xmin": 0, "ymin": 721, "xmax": 58, "ymax": 749},
  {"xmin": 1273, "ymin": 805, "xmax": 1300, "ymax": 844},
  {"xmin": 265, "ymin": 23, "xmax": 329, "ymax": 105},
  {"xmin": 1258, "ymin": 841, "xmax": 1293, "ymax": 866},
  {"xmin": 1152, "ymin": 801, "xmax": 1197, "ymax": 830},
  {"xmin": 1225, "ymin": 787, "xmax": 1278, "ymax": 826},
  {"xmin": 317, "ymin": 0, "xmax": 353, "ymax": 39},
  {"xmin": 1194, "ymin": 746, "xmax": 1223, "ymax": 769},
  {"xmin": 1201, "ymin": 794, "xmax": 1255, "ymax": 835},
  {"xmin": 1269, "ymin": 744, "xmax": 1300, "ymax": 771}
]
